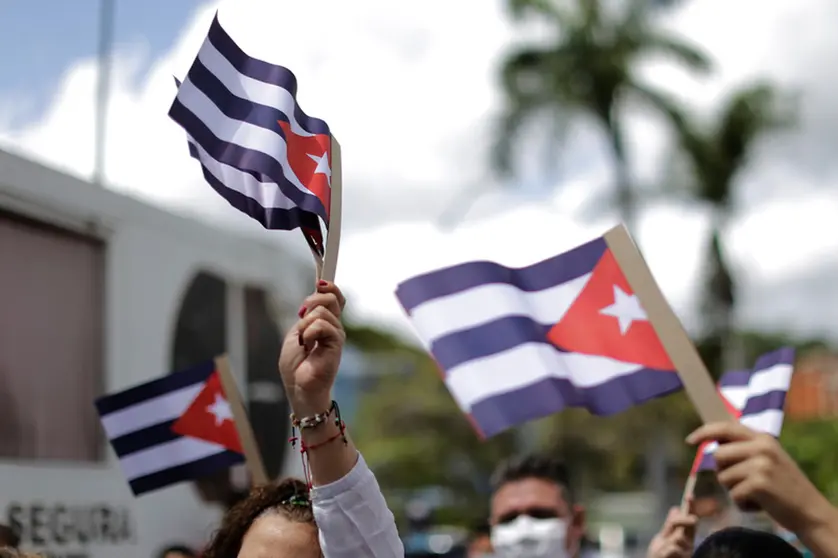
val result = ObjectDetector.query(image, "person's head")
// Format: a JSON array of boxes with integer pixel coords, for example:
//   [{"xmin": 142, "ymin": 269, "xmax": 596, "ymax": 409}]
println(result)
[
  {"xmin": 489, "ymin": 454, "xmax": 584, "ymax": 558},
  {"xmin": 693, "ymin": 527, "xmax": 802, "ymax": 558},
  {"xmin": 203, "ymin": 478, "xmax": 318, "ymax": 558},
  {"xmin": 692, "ymin": 476, "xmax": 737, "ymax": 543},
  {"xmin": 158, "ymin": 544, "xmax": 197, "ymax": 558},
  {"xmin": 0, "ymin": 524, "xmax": 19, "ymax": 549},
  {"xmin": 467, "ymin": 522, "xmax": 494, "ymax": 558}
]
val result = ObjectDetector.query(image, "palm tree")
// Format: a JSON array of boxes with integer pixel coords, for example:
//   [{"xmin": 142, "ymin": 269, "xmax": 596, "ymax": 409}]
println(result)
[
  {"xmin": 662, "ymin": 82, "xmax": 793, "ymax": 373},
  {"xmin": 495, "ymin": 0, "xmax": 711, "ymax": 231}
]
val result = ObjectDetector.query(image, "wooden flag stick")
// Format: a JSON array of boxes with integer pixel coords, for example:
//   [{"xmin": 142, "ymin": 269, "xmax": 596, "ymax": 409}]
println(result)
[
  {"xmin": 214, "ymin": 355, "xmax": 268, "ymax": 486},
  {"xmin": 319, "ymin": 135, "xmax": 342, "ymax": 283},
  {"xmin": 603, "ymin": 225, "xmax": 731, "ymax": 425},
  {"xmin": 681, "ymin": 473, "xmax": 697, "ymax": 514}
]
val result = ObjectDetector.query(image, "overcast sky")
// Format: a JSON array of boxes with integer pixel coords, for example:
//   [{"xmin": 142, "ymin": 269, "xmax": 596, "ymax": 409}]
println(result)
[{"xmin": 1, "ymin": 0, "xmax": 837, "ymax": 343}]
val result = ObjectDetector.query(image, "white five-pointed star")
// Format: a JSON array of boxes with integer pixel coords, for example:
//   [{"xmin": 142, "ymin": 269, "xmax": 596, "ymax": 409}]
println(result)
[
  {"xmin": 207, "ymin": 394, "xmax": 233, "ymax": 426},
  {"xmin": 599, "ymin": 285, "xmax": 648, "ymax": 335},
  {"xmin": 307, "ymin": 152, "xmax": 331, "ymax": 186}
]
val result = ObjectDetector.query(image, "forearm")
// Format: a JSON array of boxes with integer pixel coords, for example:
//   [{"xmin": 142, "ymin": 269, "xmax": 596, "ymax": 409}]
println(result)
[
  {"xmin": 795, "ymin": 496, "xmax": 838, "ymax": 558},
  {"xmin": 291, "ymin": 396, "xmax": 358, "ymax": 486}
]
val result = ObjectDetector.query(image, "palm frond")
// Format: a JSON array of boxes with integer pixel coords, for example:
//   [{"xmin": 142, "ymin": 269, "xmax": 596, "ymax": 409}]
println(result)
[
  {"xmin": 506, "ymin": 0, "xmax": 576, "ymax": 25},
  {"xmin": 642, "ymin": 32, "xmax": 713, "ymax": 73},
  {"xmin": 715, "ymin": 82, "xmax": 795, "ymax": 166},
  {"xmin": 630, "ymin": 80, "xmax": 709, "ymax": 167},
  {"xmin": 495, "ymin": 45, "xmax": 578, "ymax": 174},
  {"xmin": 628, "ymin": 80, "xmax": 706, "ymax": 201}
]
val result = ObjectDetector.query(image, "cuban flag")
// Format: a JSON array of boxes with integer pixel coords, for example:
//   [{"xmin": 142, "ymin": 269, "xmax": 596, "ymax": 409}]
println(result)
[
  {"xmin": 95, "ymin": 360, "xmax": 245, "ymax": 496},
  {"xmin": 395, "ymin": 235, "xmax": 684, "ymax": 438},
  {"xmin": 691, "ymin": 347, "xmax": 795, "ymax": 473},
  {"xmin": 169, "ymin": 14, "xmax": 331, "ymax": 247}
]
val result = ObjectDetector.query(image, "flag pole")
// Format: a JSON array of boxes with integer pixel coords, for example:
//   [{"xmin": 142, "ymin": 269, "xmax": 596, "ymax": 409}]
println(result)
[
  {"xmin": 319, "ymin": 136, "xmax": 342, "ymax": 282},
  {"xmin": 215, "ymin": 355, "xmax": 269, "ymax": 486},
  {"xmin": 680, "ymin": 474, "xmax": 697, "ymax": 513},
  {"xmin": 94, "ymin": 0, "xmax": 115, "ymax": 187}
]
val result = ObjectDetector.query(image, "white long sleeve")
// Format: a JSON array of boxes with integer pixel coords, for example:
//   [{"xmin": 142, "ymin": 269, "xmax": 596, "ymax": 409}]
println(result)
[{"xmin": 311, "ymin": 452, "xmax": 404, "ymax": 557}]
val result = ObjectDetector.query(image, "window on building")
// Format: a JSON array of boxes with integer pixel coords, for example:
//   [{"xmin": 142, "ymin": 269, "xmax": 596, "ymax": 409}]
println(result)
[
  {"xmin": 169, "ymin": 271, "xmax": 234, "ymax": 505},
  {"xmin": 245, "ymin": 286, "xmax": 287, "ymax": 480},
  {"xmin": 0, "ymin": 210, "xmax": 105, "ymax": 461}
]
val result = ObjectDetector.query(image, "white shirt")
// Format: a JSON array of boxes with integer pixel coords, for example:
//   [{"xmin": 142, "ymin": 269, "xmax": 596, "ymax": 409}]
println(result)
[{"xmin": 311, "ymin": 452, "xmax": 405, "ymax": 557}]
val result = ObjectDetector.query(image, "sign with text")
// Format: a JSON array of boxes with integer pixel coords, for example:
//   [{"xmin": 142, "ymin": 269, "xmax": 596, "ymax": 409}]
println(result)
[{"xmin": 5, "ymin": 502, "xmax": 135, "ymax": 558}]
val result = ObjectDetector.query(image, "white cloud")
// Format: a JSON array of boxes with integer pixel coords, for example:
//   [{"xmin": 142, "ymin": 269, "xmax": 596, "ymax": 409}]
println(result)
[{"xmin": 1, "ymin": 0, "xmax": 838, "ymax": 342}]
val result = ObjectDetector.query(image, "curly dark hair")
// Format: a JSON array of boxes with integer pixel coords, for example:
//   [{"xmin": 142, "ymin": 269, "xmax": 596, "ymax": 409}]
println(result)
[
  {"xmin": 203, "ymin": 478, "xmax": 316, "ymax": 558},
  {"xmin": 0, "ymin": 524, "xmax": 19, "ymax": 549}
]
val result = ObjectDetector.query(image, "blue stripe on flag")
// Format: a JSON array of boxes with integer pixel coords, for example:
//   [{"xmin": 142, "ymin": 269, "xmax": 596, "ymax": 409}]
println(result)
[
  {"xmin": 741, "ymin": 390, "xmax": 788, "ymax": 417},
  {"xmin": 718, "ymin": 369, "xmax": 751, "ymax": 388},
  {"xmin": 432, "ymin": 318, "xmax": 553, "ymax": 372},
  {"xmin": 109, "ymin": 420, "xmax": 180, "ymax": 458},
  {"xmin": 129, "ymin": 451, "xmax": 243, "ymax": 496},
  {"xmin": 205, "ymin": 14, "xmax": 330, "ymax": 135},
  {"xmin": 186, "ymin": 60, "xmax": 297, "ymax": 138},
  {"xmin": 396, "ymin": 237, "xmax": 606, "ymax": 313},
  {"xmin": 95, "ymin": 360, "xmax": 215, "ymax": 416},
  {"xmin": 471, "ymin": 371, "xmax": 683, "ymax": 438}
]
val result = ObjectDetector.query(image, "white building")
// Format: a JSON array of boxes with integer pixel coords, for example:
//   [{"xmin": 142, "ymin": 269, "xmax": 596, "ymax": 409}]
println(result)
[{"xmin": 0, "ymin": 148, "xmax": 310, "ymax": 557}]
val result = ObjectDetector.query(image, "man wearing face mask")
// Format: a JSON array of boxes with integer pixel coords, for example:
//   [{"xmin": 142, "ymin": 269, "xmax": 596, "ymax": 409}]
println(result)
[{"xmin": 488, "ymin": 454, "xmax": 595, "ymax": 558}]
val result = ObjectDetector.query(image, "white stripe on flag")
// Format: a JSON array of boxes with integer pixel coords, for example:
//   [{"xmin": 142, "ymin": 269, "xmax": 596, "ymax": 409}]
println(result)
[
  {"xmin": 100, "ymin": 384, "xmax": 203, "ymax": 439},
  {"xmin": 741, "ymin": 408, "xmax": 785, "ymax": 436},
  {"xmin": 177, "ymin": 78, "xmax": 312, "ymax": 197},
  {"xmin": 409, "ymin": 273, "xmax": 590, "ymax": 343},
  {"xmin": 720, "ymin": 385, "xmax": 749, "ymax": 411},
  {"xmin": 446, "ymin": 343, "xmax": 645, "ymax": 411},
  {"xmin": 119, "ymin": 436, "xmax": 228, "ymax": 481},
  {"xmin": 190, "ymin": 140, "xmax": 298, "ymax": 210},
  {"xmin": 749, "ymin": 362, "xmax": 793, "ymax": 398},
  {"xmin": 702, "ymin": 408, "xmax": 785, "ymax": 456},
  {"xmin": 197, "ymin": 39, "xmax": 314, "ymax": 137}
]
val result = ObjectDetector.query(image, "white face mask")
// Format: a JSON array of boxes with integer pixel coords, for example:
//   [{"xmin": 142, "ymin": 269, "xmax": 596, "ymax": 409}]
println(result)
[{"xmin": 491, "ymin": 516, "xmax": 569, "ymax": 558}]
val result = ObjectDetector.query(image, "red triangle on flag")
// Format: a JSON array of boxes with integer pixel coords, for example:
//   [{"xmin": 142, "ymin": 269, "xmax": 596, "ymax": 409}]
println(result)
[
  {"xmin": 277, "ymin": 120, "xmax": 332, "ymax": 218},
  {"xmin": 546, "ymin": 248, "xmax": 675, "ymax": 371},
  {"xmin": 171, "ymin": 370, "xmax": 243, "ymax": 454}
]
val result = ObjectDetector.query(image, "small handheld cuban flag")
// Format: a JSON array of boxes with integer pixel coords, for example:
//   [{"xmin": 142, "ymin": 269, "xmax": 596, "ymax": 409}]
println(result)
[
  {"xmin": 95, "ymin": 358, "xmax": 258, "ymax": 496},
  {"xmin": 169, "ymin": 13, "xmax": 340, "ymax": 275},
  {"xmin": 395, "ymin": 234, "xmax": 685, "ymax": 438},
  {"xmin": 690, "ymin": 347, "xmax": 795, "ymax": 473}
]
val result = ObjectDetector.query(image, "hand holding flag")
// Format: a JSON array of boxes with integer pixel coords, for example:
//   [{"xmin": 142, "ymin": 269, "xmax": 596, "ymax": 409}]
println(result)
[
  {"xmin": 279, "ymin": 281, "xmax": 347, "ymax": 415},
  {"xmin": 686, "ymin": 422, "xmax": 831, "ymax": 535},
  {"xmin": 280, "ymin": 281, "xmax": 358, "ymax": 488}
]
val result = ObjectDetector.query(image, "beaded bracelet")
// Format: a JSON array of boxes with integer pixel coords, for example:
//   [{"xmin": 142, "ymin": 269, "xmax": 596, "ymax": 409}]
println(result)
[
  {"xmin": 290, "ymin": 401, "xmax": 336, "ymax": 429},
  {"xmin": 288, "ymin": 400, "xmax": 348, "ymax": 489}
]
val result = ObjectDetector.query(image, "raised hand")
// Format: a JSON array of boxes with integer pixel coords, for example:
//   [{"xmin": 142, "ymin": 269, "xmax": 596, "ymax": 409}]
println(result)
[
  {"xmin": 647, "ymin": 503, "xmax": 697, "ymax": 558},
  {"xmin": 686, "ymin": 422, "xmax": 830, "ymax": 534},
  {"xmin": 278, "ymin": 280, "xmax": 347, "ymax": 415}
]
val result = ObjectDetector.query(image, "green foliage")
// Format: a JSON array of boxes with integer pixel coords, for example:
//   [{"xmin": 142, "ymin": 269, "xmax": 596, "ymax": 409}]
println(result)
[
  {"xmin": 345, "ymin": 321, "xmax": 410, "ymax": 352},
  {"xmin": 782, "ymin": 420, "xmax": 838, "ymax": 502},
  {"xmin": 352, "ymin": 348, "xmax": 518, "ymax": 527}
]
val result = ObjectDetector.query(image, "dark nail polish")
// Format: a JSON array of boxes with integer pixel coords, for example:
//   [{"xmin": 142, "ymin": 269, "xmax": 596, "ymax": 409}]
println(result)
[
  {"xmin": 318, "ymin": 280, "xmax": 328, "ymax": 287},
  {"xmin": 298, "ymin": 305, "xmax": 307, "ymax": 318}
]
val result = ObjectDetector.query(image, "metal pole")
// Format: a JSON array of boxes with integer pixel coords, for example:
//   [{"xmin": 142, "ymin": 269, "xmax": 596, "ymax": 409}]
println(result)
[{"xmin": 93, "ymin": 0, "xmax": 115, "ymax": 186}]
